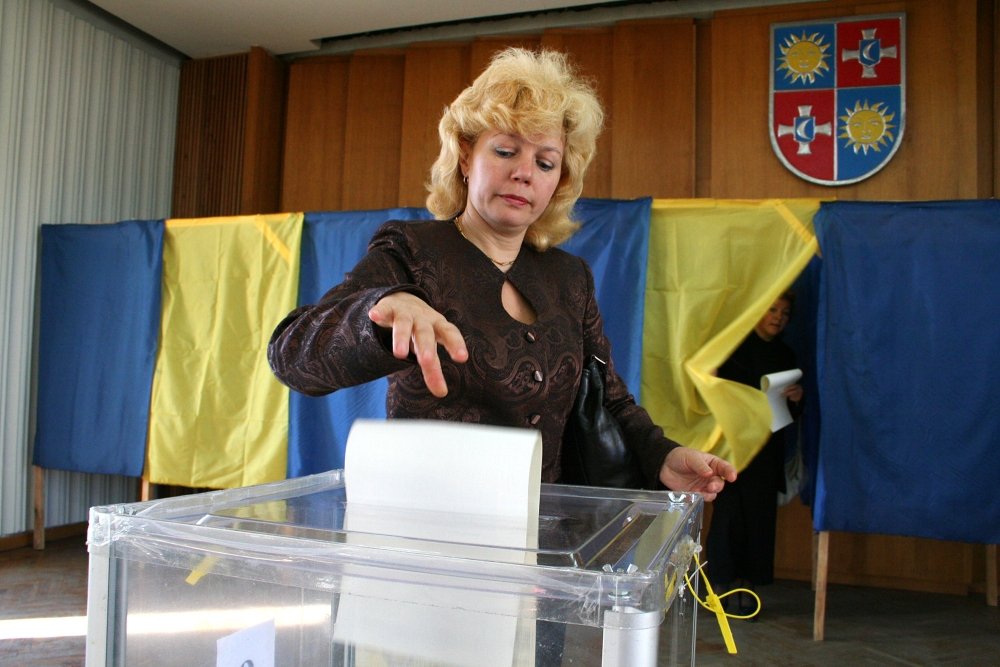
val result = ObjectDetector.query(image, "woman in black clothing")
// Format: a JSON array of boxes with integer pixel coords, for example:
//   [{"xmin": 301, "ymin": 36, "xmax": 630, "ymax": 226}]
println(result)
[{"xmin": 706, "ymin": 292, "xmax": 803, "ymax": 613}]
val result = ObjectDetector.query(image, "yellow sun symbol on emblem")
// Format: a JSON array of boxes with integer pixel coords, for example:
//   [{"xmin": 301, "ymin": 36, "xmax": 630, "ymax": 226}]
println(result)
[
  {"xmin": 839, "ymin": 100, "xmax": 896, "ymax": 154},
  {"xmin": 778, "ymin": 32, "xmax": 831, "ymax": 84}
]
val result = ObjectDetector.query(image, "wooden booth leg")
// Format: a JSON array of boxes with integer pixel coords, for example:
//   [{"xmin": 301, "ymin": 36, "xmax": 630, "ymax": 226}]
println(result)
[
  {"xmin": 813, "ymin": 530, "xmax": 829, "ymax": 641},
  {"xmin": 987, "ymin": 544, "xmax": 998, "ymax": 607},
  {"xmin": 32, "ymin": 466, "xmax": 45, "ymax": 550}
]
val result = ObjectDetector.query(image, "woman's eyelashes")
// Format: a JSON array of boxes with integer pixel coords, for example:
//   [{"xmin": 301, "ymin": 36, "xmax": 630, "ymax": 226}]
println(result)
[{"xmin": 492, "ymin": 146, "xmax": 556, "ymax": 172}]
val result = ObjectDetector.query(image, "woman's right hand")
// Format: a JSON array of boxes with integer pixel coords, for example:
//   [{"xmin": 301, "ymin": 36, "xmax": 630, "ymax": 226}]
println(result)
[{"xmin": 369, "ymin": 292, "xmax": 468, "ymax": 398}]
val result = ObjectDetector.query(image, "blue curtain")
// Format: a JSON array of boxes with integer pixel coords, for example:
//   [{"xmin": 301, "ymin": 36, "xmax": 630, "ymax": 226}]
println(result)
[
  {"xmin": 287, "ymin": 208, "xmax": 435, "ymax": 477},
  {"xmin": 288, "ymin": 199, "xmax": 652, "ymax": 477},
  {"xmin": 785, "ymin": 255, "xmax": 822, "ymax": 506},
  {"xmin": 560, "ymin": 197, "xmax": 651, "ymax": 393},
  {"xmin": 34, "ymin": 220, "xmax": 163, "ymax": 476},
  {"xmin": 811, "ymin": 200, "xmax": 1000, "ymax": 544}
]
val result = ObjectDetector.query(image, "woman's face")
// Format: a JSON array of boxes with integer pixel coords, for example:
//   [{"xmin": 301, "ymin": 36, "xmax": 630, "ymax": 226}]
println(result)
[
  {"xmin": 755, "ymin": 297, "xmax": 792, "ymax": 341},
  {"xmin": 460, "ymin": 129, "xmax": 564, "ymax": 236}
]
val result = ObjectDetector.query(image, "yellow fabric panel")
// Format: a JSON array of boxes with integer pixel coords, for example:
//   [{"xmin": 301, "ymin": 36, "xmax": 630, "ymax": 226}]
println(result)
[
  {"xmin": 147, "ymin": 213, "xmax": 303, "ymax": 488},
  {"xmin": 641, "ymin": 199, "xmax": 820, "ymax": 472}
]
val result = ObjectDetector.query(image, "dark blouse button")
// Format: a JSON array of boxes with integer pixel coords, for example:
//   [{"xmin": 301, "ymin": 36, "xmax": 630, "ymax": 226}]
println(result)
[
  {"xmin": 529, "ymin": 414, "xmax": 541, "ymax": 425},
  {"xmin": 525, "ymin": 331, "xmax": 536, "ymax": 343},
  {"xmin": 533, "ymin": 370, "xmax": 543, "ymax": 382}
]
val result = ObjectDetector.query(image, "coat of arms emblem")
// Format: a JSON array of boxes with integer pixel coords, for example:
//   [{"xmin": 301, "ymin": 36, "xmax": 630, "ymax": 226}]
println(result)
[{"xmin": 770, "ymin": 14, "xmax": 905, "ymax": 185}]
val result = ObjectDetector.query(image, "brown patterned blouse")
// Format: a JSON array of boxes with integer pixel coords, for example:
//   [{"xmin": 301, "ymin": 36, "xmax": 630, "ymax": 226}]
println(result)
[{"xmin": 267, "ymin": 219, "xmax": 678, "ymax": 484}]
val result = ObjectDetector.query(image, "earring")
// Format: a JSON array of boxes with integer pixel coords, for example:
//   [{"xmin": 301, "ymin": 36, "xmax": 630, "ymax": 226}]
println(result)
[{"xmin": 463, "ymin": 174, "xmax": 468, "ymax": 185}]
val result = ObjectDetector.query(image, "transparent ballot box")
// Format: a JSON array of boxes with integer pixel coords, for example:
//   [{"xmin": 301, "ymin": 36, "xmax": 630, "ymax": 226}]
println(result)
[{"xmin": 86, "ymin": 471, "xmax": 703, "ymax": 666}]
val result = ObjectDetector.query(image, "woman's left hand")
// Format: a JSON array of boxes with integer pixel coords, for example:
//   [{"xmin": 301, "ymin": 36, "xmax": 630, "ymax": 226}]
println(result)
[
  {"xmin": 783, "ymin": 383, "xmax": 804, "ymax": 403},
  {"xmin": 659, "ymin": 447, "xmax": 737, "ymax": 501}
]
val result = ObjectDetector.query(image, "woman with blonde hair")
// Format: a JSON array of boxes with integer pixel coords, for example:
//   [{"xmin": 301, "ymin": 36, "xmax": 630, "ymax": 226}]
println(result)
[{"xmin": 269, "ymin": 47, "xmax": 734, "ymax": 495}]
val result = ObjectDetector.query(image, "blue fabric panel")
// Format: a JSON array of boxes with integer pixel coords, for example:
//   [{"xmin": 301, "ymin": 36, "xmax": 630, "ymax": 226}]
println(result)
[
  {"xmin": 34, "ymin": 220, "xmax": 164, "ymax": 476},
  {"xmin": 288, "ymin": 200, "xmax": 652, "ymax": 478},
  {"xmin": 560, "ymin": 197, "xmax": 652, "ymax": 394},
  {"xmin": 812, "ymin": 200, "xmax": 1000, "ymax": 543},
  {"xmin": 785, "ymin": 255, "xmax": 822, "ymax": 506},
  {"xmin": 287, "ymin": 208, "xmax": 433, "ymax": 478}
]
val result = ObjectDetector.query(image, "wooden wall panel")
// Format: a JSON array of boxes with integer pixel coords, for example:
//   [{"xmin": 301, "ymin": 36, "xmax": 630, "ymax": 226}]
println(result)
[
  {"xmin": 610, "ymin": 20, "xmax": 696, "ymax": 198},
  {"xmin": 172, "ymin": 61, "xmax": 202, "ymax": 216},
  {"xmin": 172, "ymin": 52, "xmax": 247, "ymax": 217},
  {"xmin": 975, "ymin": 0, "xmax": 995, "ymax": 197},
  {"xmin": 774, "ymin": 502, "xmax": 978, "ymax": 595},
  {"xmin": 398, "ymin": 44, "xmax": 470, "ymax": 207},
  {"xmin": 906, "ymin": 0, "xmax": 990, "ymax": 198},
  {"xmin": 694, "ymin": 19, "xmax": 713, "ymax": 196},
  {"xmin": 708, "ymin": 8, "xmax": 814, "ymax": 199},
  {"xmin": 281, "ymin": 57, "xmax": 349, "ymax": 212},
  {"xmin": 341, "ymin": 52, "xmax": 406, "ymax": 210},
  {"xmin": 541, "ymin": 29, "xmax": 615, "ymax": 199},
  {"xmin": 172, "ymin": 48, "xmax": 285, "ymax": 217},
  {"xmin": 242, "ymin": 47, "xmax": 287, "ymax": 214},
  {"xmin": 469, "ymin": 36, "xmax": 543, "ymax": 80},
  {"xmin": 708, "ymin": 0, "xmax": 992, "ymax": 199},
  {"xmin": 928, "ymin": 0, "xmax": 995, "ymax": 199}
]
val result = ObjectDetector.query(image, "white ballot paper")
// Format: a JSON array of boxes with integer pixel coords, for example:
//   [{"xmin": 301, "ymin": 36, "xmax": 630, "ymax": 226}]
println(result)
[
  {"xmin": 761, "ymin": 368, "xmax": 802, "ymax": 432},
  {"xmin": 344, "ymin": 419, "xmax": 542, "ymax": 519},
  {"xmin": 334, "ymin": 419, "xmax": 543, "ymax": 667},
  {"xmin": 216, "ymin": 618, "xmax": 275, "ymax": 667}
]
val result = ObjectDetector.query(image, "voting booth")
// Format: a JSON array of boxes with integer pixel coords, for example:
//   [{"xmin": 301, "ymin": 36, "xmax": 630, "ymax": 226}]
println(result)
[{"xmin": 85, "ymin": 467, "xmax": 704, "ymax": 666}]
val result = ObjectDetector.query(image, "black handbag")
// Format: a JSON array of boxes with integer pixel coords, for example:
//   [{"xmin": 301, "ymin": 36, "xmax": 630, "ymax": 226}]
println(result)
[{"xmin": 561, "ymin": 355, "xmax": 646, "ymax": 489}]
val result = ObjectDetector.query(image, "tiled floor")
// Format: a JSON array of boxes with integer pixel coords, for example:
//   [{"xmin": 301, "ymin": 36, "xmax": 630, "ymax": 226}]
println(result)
[
  {"xmin": 1, "ymin": 535, "xmax": 997, "ymax": 666},
  {"xmin": 694, "ymin": 579, "xmax": 1000, "ymax": 666},
  {"xmin": 0, "ymin": 537, "xmax": 89, "ymax": 667}
]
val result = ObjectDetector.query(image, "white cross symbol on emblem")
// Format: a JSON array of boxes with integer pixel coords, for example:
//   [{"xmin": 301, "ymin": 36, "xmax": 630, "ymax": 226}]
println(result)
[
  {"xmin": 841, "ymin": 28, "xmax": 898, "ymax": 78},
  {"xmin": 777, "ymin": 105, "xmax": 833, "ymax": 155}
]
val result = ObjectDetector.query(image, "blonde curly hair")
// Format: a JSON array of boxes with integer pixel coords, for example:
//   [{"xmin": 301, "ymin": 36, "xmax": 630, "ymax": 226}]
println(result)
[{"xmin": 425, "ymin": 48, "xmax": 604, "ymax": 250}]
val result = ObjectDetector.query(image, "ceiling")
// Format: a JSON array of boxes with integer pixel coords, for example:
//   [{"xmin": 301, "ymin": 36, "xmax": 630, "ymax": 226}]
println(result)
[
  {"xmin": 87, "ymin": 0, "xmax": 809, "ymax": 60},
  {"xmin": 88, "ymin": 0, "xmax": 637, "ymax": 58}
]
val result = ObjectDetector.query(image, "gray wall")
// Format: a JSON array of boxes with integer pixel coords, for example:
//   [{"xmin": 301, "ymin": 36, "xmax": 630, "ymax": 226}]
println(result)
[{"xmin": 0, "ymin": 0, "xmax": 181, "ymax": 535}]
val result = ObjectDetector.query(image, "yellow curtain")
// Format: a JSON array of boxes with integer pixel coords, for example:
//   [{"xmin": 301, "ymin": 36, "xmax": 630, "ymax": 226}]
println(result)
[
  {"xmin": 146, "ymin": 213, "xmax": 303, "ymax": 488},
  {"xmin": 641, "ymin": 199, "xmax": 820, "ymax": 471}
]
